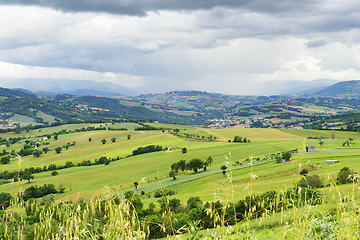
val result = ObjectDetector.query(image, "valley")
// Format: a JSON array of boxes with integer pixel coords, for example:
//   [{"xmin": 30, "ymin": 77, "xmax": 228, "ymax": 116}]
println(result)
[{"xmin": 1, "ymin": 120, "xmax": 360, "ymax": 238}]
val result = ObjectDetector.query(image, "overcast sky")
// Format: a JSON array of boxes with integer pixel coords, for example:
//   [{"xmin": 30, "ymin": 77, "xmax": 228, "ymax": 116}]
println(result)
[{"xmin": 1, "ymin": 0, "xmax": 360, "ymax": 95}]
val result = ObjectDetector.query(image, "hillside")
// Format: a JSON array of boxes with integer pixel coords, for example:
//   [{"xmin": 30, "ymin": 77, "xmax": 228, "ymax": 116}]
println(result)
[
  {"xmin": 0, "ymin": 88, "xmax": 212, "ymax": 126},
  {"xmin": 0, "ymin": 124, "xmax": 360, "ymax": 238},
  {"xmin": 315, "ymin": 80, "xmax": 360, "ymax": 97},
  {"xmin": 0, "ymin": 85, "xmax": 360, "ymax": 129}
]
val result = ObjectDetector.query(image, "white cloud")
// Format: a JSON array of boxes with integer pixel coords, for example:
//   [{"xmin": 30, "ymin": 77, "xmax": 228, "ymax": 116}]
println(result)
[
  {"xmin": 0, "ymin": 61, "xmax": 144, "ymax": 88},
  {"xmin": 0, "ymin": 2, "xmax": 360, "ymax": 94}
]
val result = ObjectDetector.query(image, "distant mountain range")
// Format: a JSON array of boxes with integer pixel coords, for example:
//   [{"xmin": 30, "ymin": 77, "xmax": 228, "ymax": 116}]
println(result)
[
  {"xmin": 313, "ymin": 80, "xmax": 360, "ymax": 97},
  {"xmin": 0, "ymin": 78, "xmax": 342, "ymax": 97},
  {"xmin": 0, "ymin": 80, "xmax": 358, "ymax": 127}
]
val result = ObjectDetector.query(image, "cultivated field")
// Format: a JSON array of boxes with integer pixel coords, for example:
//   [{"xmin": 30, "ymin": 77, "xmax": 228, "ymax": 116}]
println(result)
[{"xmin": 1, "ymin": 123, "xmax": 360, "ymax": 238}]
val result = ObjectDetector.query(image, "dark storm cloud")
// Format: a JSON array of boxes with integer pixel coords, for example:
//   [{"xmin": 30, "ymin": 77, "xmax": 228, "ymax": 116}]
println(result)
[{"xmin": 0, "ymin": 0, "xmax": 315, "ymax": 16}]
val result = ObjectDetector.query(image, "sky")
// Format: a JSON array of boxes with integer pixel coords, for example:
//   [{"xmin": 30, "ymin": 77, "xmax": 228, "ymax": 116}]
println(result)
[{"xmin": 1, "ymin": 0, "xmax": 360, "ymax": 95}]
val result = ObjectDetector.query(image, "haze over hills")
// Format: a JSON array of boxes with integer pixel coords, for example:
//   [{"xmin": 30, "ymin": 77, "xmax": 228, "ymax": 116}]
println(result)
[{"xmin": 0, "ymin": 78, "xmax": 339, "ymax": 96}]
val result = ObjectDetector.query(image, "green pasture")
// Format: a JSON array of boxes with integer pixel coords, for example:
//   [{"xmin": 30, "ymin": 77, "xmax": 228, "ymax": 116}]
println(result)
[
  {"xmin": 204, "ymin": 128, "xmax": 305, "ymax": 142},
  {"xmin": 280, "ymin": 129, "xmax": 360, "ymax": 140},
  {"xmin": 147, "ymin": 123, "xmax": 195, "ymax": 131},
  {"xmin": 1, "ymin": 126, "xmax": 360, "ymax": 205},
  {"xmin": 9, "ymin": 114, "xmax": 39, "ymax": 126},
  {"xmin": 161, "ymin": 150, "xmax": 360, "ymax": 204},
  {"xmin": 36, "ymin": 111, "xmax": 57, "ymax": 124},
  {"xmin": 0, "ymin": 122, "xmax": 141, "ymax": 139}
]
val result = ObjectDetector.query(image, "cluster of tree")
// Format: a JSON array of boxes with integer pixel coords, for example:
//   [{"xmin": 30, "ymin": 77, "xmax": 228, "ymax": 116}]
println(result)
[
  {"xmin": 131, "ymin": 186, "xmax": 321, "ymax": 238},
  {"xmin": 134, "ymin": 124, "xmax": 159, "ymax": 131},
  {"xmin": 299, "ymin": 166, "xmax": 358, "ymax": 188},
  {"xmin": 153, "ymin": 188, "xmax": 176, "ymax": 198},
  {"xmin": 22, "ymin": 184, "xmax": 58, "ymax": 201},
  {"xmin": 0, "ymin": 156, "xmax": 119, "ymax": 181},
  {"xmin": 169, "ymin": 157, "xmax": 214, "ymax": 179},
  {"xmin": 232, "ymin": 135, "xmax": 250, "ymax": 143},
  {"xmin": 170, "ymin": 131, "xmax": 217, "ymax": 141},
  {"xmin": 132, "ymin": 145, "xmax": 163, "ymax": 156}
]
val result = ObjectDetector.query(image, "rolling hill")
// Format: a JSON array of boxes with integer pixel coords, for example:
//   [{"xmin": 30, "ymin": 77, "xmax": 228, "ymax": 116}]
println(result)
[{"xmin": 314, "ymin": 80, "xmax": 360, "ymax": 97}]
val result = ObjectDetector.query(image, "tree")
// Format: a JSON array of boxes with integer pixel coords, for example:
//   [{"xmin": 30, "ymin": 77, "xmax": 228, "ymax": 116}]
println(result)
[
  {"xmin": 282, "ymin": 152, "xmax": 292, "ymax": 161},
  {"xmin": 187, "ymin": 196, "xmax": 202, "ymax": 210},
  {"xmin": 55, "ymin": 147, "xmax": 62, "ymax": 154},
  {"xmin": 51, "ymin": 171, "xmax": 59, "ymax": 176},
  {"xmin": 171, "ymin": 163, "xmax": 179, "ymax": 173},
  {"xmin": 233, "ymin": 135, "xmax": 243, "ymax": 142},
  {"xmin": 337, "ymin": 167, "xmax": 354, "ymax": 184},
  {"xmin": 319, "ymin": 140, "xmax": 324, "ymax": 146},
  {"xmin": 22, "ymin": 172, "xmax": 34, "ymax": 183},
  {"xmin": 299, "ymin": 175, "xmax": 323, "ymax": 188},
  {"xmin": 43, "ymin": 147, "xmax": 50, "ymax": 153},
  {"xmin": 0, "ymin": 192, "xmax": 12, "ymax": 209},
  {"xmin": 331, "ymin": 131, "xmax": 336, "ymax": 140},
  {"xmin": 88, "ymin": 137, "xmax": 92, "ymax": 142},
  {"xmin": 54, "ymin": 135, "xmax": 58, "ymax": 140},
  {"xmin": 206, "ymin": 156, "xmax": 213, "ymax": 167},
  {"xmin": 178, "ymin": 160, "xmax": 187, "ymax": 172},
  {"xmin": 127, "ymin": 134, "xmax": 131, "ymax": 140},
  {"xmin": 181, "ymin": 147, "xmax": 187, "ymax": 154},
  {"xmin": 65, "ymin": 161, "xmax": 74, "ymax": 168},
  {"xmin": 101, "ymin": 139, "xmax": 107, "ymax": 144},
  {"xmin": 169, "ymin": 170, "xmax": 176, "ymax": 180},
  {"xmin": 111, "ymin": 137, "xmax": 116, "ymax": 143},
  {"xmin": 97, "ymin": 156, "xmax": 108, "ymax": 164},
  {"xmin": 134, "ymin": 181, "xmax": 139, "ymax": 189},
  {"xmin": 33, "ymin": 149, "xmax": 42, "ymax": 157},
  {"xmin": 220, "ymin": 165, "xmax": 227, "ymax": 176},
  {"xmin": 0, "ymin": 156, "xmax": 10, "ymax": 164},
  {"xmin": 300, "ymin": 169, "xmax": 308, "ymax": 176},
  {"xmin": 186, "ymin": 158, "xmax": 203, "ymax": 173}
]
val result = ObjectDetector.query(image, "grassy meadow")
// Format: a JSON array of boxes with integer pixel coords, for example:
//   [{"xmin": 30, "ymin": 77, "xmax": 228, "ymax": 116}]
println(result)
[{"xmin": 1, "ymin": 123, "xmax": 360, "ymax": 238}]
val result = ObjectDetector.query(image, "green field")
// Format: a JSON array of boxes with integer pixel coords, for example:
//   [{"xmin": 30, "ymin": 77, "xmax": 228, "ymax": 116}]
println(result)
[
  {"xmin": 1, "ymin": 124, "xmax": 360, "ymax": 238},
  {"xmin": 1, "ymin": 125, "xmax": 359, "ymax": 202}
]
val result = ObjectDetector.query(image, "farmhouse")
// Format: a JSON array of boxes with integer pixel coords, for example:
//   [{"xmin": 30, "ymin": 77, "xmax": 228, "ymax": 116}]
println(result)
[
  {"xmin": 306, "ymin": 146, "xmax": 316, "ymax": 152},
  {"xmin": 325, "ymin": 160, "xmax": 339, "ymax": 164}
]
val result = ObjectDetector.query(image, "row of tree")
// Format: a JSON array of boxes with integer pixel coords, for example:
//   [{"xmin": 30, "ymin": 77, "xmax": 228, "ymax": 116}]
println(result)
[
  {"xmin": 132, "ymin": 145, "xmax": 163, "ymax": 156},
  {"xmin": 0, "ymin": 156, "xmax": 117, "ymax": 181},
  {"xmin": 169, "ymin": 157, "xmax": 214, "ymax": 179},
  {"xmin": 232, "ymin": 135, "xmax": 250, "ymax": 143}
]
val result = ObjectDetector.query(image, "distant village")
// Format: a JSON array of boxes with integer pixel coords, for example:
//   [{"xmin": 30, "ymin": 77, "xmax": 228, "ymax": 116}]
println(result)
[{"xmin": 207, "ymin": 118, "xmax": 304, "ymax": 129}]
